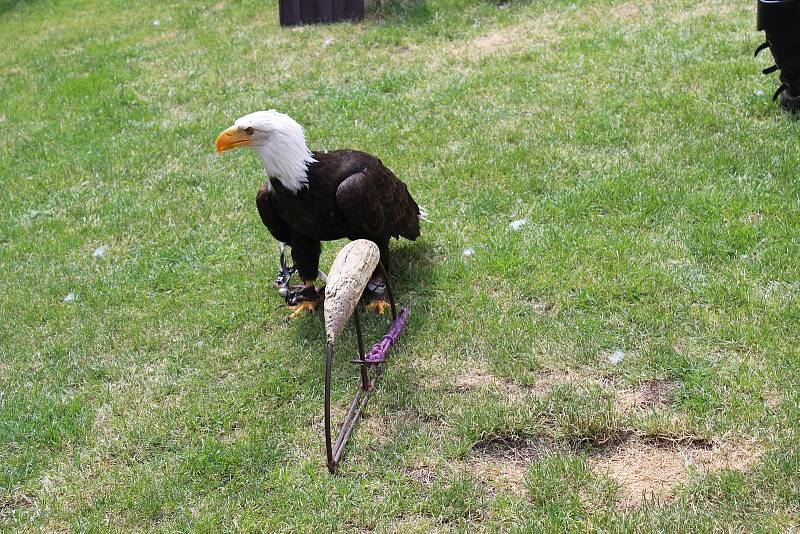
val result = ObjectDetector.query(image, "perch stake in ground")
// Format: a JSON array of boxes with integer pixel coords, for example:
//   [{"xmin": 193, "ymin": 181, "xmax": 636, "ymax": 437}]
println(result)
[{"xmin": 323, "ymin": 239, "xmax": 409, "ymax": 473}]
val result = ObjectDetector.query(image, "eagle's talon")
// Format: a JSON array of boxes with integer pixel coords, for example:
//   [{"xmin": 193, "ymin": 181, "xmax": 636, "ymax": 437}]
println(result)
[
  {"xmin": 286, "ymin": 298, "xmax": 321, "ymax": 320},
  {"xmin": 287, "ymin": 285, "xmax": 320, "ymax": 306},
  {"xmin": 366, "ymin": 298, "xmax": 389, "ymax": 315}
]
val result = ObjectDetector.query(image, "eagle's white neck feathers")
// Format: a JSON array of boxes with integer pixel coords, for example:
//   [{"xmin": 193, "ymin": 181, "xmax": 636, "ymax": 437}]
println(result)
[{"xmin": 234, "ymin": 110, "xmax": 316, "ymax": 193}]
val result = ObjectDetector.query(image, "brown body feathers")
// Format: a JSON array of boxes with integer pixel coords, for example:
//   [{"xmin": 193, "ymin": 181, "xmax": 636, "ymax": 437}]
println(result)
[{"xmin": 256, "ymin": 149, "xmax": 420, "ymax": 280}]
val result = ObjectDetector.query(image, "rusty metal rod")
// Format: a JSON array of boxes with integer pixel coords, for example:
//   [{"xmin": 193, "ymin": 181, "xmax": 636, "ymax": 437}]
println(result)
[
  {"xmin": 324, "ymin": 342, "xmax": 335, "ymax": 473},
  {"xmin": 331, "ymin": 390, "xmax": 364, "ymax": 462},
  {"xmin": 354, "ymin": 304, "xmax": 369, "ymax": 391},
  {"xmin": 331, "ymin": 389, "xmax": 371, "ymax": 465}
]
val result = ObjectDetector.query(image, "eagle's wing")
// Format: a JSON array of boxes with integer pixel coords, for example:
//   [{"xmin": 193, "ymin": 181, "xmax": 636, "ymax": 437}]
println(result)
[
  {"xmin": 335, "ymin": 171, "xmax": 385, "ymax": 236},
  {"xmin": 256, "ymin": 183, "xmax": 291, "ymax": 243},
  {"xmin": 335, "ymin": 166, "xmax": 420, "ymax": 240}
]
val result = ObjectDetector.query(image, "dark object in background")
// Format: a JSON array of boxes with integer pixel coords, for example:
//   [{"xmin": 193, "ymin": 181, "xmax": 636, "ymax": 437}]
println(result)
[
  {"xmin": 279, "ymin": 0, "xmax": 364, "ymax": 25},
  {"xmin": 755, "ymin": 0, "xmax": 800, "ymax": 112}
]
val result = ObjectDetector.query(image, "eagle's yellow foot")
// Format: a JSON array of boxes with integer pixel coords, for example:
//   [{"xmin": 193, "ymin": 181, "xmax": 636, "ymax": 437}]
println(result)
[
  {"xmin": 287, "ymin": 298, "xmax": 320, "ymax": 320},
  {"xmin": 366, "ymin": 298, "xmax": 389, "ymax": 315},
  {"xmin": 286, "ymin": 285, "xmax": 322, "ymax": 320},
  {"xmin": 365, "ymin": 277, "xmax": 389, "ymax": 314}
]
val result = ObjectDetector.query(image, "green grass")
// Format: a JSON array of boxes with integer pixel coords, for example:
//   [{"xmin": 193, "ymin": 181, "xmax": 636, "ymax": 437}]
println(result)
[{"xmin": 2, "ymin": 0, "xmax": 800, "ymax": 530}]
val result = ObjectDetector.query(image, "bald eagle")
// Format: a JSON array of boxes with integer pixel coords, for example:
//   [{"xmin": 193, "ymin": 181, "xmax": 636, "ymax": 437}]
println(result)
[{"xmin": 215, "ymin": 110, "xmax": 422, "ymax": 317}]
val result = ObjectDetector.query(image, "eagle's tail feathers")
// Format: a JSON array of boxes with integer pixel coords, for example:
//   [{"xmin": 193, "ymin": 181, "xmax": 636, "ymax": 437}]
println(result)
[{"xmin": 418, "ymin": 205, "xmax": 432, "ymax": 223}]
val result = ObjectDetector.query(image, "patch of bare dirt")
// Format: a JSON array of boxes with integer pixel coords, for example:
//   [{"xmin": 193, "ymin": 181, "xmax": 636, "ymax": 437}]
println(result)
[
  {"xmin": 451, "ymin": 29, "xmax": 521, "ymax": 61},
  {"xmin": 140, "ymin": 30, "xmax": 179, "ymax": 47},
  {"xmin": 360, "ymin": 411, "xmax": 444, "ymax": 448},
  {"xmin": 309, "ymin": 405, "xmax": 346, "ymax": 434},
  {"xmin": 446, "ymin": 0, "xmax": 646, "ymax": 63},
  {"xmin": 454, "ymin": 367, "xmax": 501, "ymax": 391},
  {"xmin": 396, "ymin": 44, "xmax": 420, "ymax": 55},
  {"xmin": 0, "ymin": 492, "xmax": 35, "ymax": 519},
  {"xmin": 468, "ymin": 456, "xmax": 530, "ymax": 494},
  {"xmin": 763, "ymin": 389, "xmax": 782, "ymax": 409},
  {"xmin": 590, "ymin": 438, "xmax": 762, "ymax": 508},
  {"xmin": 745, "ymin": 211, "xmax": 765, "ymax": 224},
  {"xmin": 380, "ymin": 515, "xmax": 444, "ymax": 533},
  {"xmin": 609, "ymin": 1, "xmax": 642, "ymax": 20},
  {"xmin": 472, "ymin": 434, "xmax": 548, "ymax": 456},
  {"xmin": 529, "ymin": 299, "xmax": 555, "ymax": 314},
  {"xmin": 670, "ymin": 0, "xmax": 737, "ymax": 23},
  {"xmin": 446, "ymin": 11, "xmax": 559, "ymax": 64},
  {"xmin": 406, "ymin": 465, "xmax": 437, "ymax": 487},
  {"xmin": 640, "ymin": 380, "xmax": 677, "ymax": 406},
  {"xmin": 615, "ymin": 379, "xmax": 678, "ymax": 413},
  {"xmin": 467, "ymin": 435, "xmax": 556, "ymax": 494},
  {"xmin": 412, "ymin": 347, "xmax": 452, "ymax": 385},
  {"xmin": 585, "ymin": 0, "xmax": 730, "ymax": 26},
  {"xmin": 359, "ymin": 413, "xmax": 404, "ymax": 447}
]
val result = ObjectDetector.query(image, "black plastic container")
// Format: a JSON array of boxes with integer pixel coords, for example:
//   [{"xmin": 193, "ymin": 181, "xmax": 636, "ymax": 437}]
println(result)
[{"xmin": 279, "ymin": 0, "xmax": 364, "ymax": 26}]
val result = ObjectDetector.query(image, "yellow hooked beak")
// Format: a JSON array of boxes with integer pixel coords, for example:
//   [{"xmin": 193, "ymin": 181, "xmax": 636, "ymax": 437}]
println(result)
[{"xmin": 215, "ymin": 125, "xmax": 253, "ymax": 153}]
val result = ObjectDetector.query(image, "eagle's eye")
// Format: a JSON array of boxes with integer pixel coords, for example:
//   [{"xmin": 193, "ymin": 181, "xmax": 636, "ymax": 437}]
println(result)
[{"xmin": 244, "ymin": 127, "xmax": 255, "ymax": 135}]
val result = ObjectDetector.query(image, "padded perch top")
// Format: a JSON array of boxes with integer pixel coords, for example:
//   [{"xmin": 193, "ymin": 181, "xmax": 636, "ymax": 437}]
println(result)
[{"xmin": 324, "ymin": 240, "xmax": 380, "ymax": 344}]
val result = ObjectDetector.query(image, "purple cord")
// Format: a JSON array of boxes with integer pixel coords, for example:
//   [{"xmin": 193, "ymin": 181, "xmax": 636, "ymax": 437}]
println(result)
[{"xmin": 364, "ymin": 305, "xmax": 409, "ymax": 362}]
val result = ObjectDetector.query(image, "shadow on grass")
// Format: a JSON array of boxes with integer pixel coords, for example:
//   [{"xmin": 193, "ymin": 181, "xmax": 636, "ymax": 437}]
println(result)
[
  {"xmin": 0, "ymin": 0, "xmax": 37, "ymax": 16},
  {"xmin": 388, "ymin": 239, "xmax": 436, "ymax": 292}
]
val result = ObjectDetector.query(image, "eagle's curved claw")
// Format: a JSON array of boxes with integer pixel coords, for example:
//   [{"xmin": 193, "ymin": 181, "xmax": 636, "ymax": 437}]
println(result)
[
  {"xmin": 287, "ymin": 298, "xmax": 321, "ymax": 320},
  {"xmin": 365, "ymin": 278, "xmax": 388, "ymax": 314},
  {"xmin": 365, "ymin": 298, "xmax": 389, "ymax": 315},
  {"xmin": 285, "ymin": 285, "xmax": 322, "ymax": 320}
]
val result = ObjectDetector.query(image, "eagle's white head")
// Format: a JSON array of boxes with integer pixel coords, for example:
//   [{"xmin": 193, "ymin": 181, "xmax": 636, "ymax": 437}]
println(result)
[{"xmin": 215, "ymin": 110, "xmax": 316, "ymax": 193}]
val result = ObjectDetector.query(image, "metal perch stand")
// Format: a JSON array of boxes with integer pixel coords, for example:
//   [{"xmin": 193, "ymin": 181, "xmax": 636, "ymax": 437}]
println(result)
[{"xmin": 280, "ymin": 239, "xmax": 409, "ymax": 473}]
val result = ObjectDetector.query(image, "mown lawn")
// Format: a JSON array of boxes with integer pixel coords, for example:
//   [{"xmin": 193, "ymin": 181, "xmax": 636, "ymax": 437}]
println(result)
[{"xmin": 2, "ymin": 0, "xmax": 799, "ymax": 530}]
